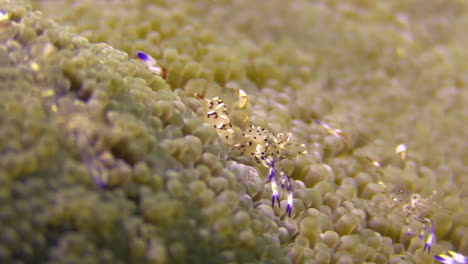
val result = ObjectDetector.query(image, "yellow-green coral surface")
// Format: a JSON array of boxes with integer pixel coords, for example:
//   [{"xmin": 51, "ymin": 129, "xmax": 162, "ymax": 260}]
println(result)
[{"xmin": 0, "ymin": 0, "xmax": 466, "ymax": 263}]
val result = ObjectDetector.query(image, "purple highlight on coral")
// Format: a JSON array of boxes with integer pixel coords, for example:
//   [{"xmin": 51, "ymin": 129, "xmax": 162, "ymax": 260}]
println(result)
[
  {"xmin": 85, "ymin": 159, "xmax": 107, "ymax": 189},
  {"xmin": 136, "ymin": 51, "xmax": 150, "ymax": 61},
  {"xmin": 95, "ymin": 176, "xmax": 106, "ymax": 189}
]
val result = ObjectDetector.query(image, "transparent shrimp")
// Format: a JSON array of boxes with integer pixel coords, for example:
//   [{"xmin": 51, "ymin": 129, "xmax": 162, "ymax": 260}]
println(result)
[
  {"xmin": 379, "ymin": 182, "xmax": 438, "ymax": 253},
  {"xmin": 196, "ymin": 94, "xmax": 306, "ymax": 217}
]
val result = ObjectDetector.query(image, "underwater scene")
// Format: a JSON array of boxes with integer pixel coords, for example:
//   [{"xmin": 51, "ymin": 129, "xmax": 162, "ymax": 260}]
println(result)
[{"xmin": 0, "ymin": 0, "xmax": 466, "ymax": 263}]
